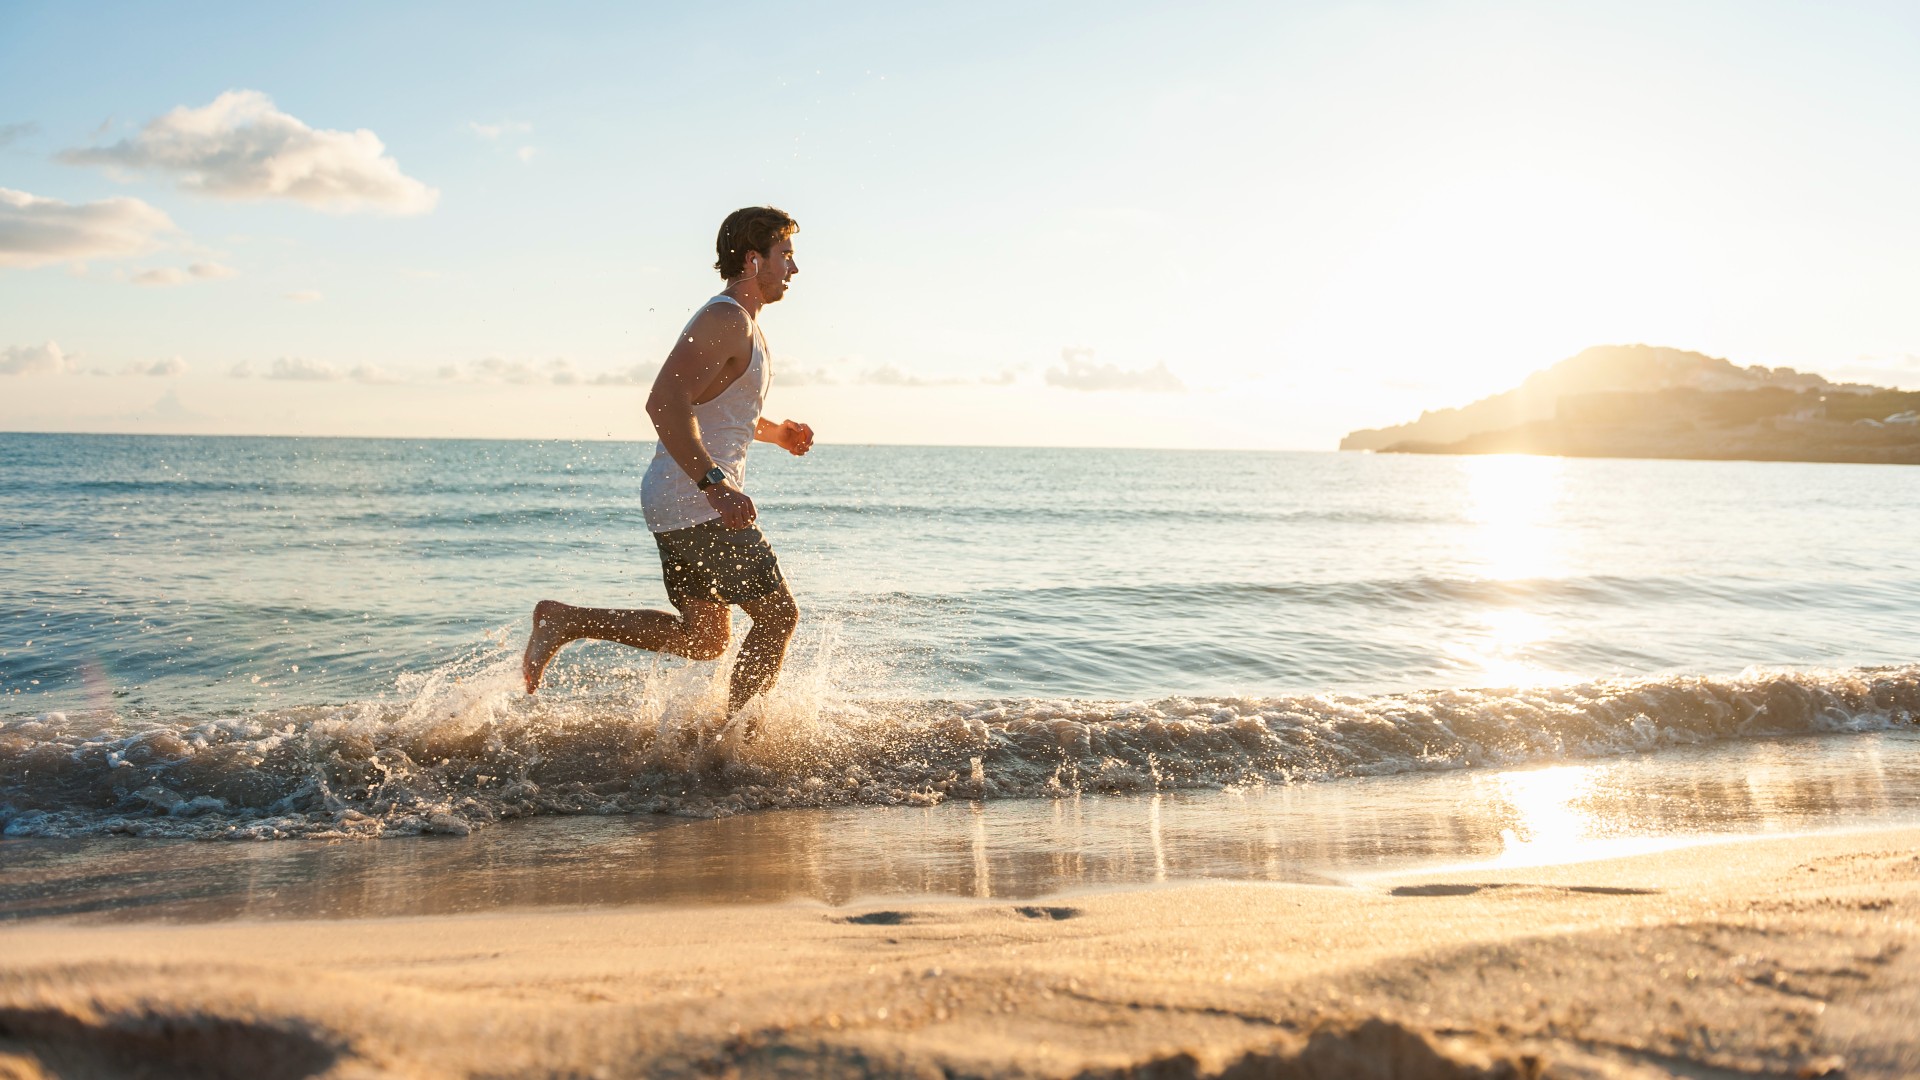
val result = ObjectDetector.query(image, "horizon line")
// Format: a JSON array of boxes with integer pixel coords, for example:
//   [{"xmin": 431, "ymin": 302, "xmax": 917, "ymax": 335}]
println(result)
[{"xmin": 0, "ymin": 429, "xmax": 1344, "ymax": 454}]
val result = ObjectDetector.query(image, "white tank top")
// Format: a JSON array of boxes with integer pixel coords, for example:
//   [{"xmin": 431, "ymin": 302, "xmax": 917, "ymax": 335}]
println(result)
[{"xmin": 640, "ymin": 295, "xmax": 772, "ymax": 533}]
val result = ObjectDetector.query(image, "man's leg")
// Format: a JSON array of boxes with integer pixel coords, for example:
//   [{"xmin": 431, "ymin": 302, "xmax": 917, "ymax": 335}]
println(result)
[
  {"xmin": 729, "ymin": 584, "xmax": 799, "ymax": 715},
  {"xmin": 522, "ymin": 598, "xmax": 730, "ymax": 693}
]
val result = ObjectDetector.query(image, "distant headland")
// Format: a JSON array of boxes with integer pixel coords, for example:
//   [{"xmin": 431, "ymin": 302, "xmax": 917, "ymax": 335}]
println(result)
[{"xmin": 1341, "ymin": 345, "xmax": 1920, "ymax": 465}]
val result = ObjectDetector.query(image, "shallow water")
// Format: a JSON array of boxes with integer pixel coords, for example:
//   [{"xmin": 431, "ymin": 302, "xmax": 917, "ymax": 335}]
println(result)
[
  {"xmin": 8, "ymin": 434, "xmax": 1919, "ymax": 710},
  {"xmin": 3, "ymin": 434, "xmax": 1917, "ymax": 842},
  {"xmin": 5, "ymin": 731, "xmax": 1916, "ymax": 923}
]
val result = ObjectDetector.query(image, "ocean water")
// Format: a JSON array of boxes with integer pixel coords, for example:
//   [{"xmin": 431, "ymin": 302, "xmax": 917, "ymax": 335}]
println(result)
[{"xmin": 2, "ymin": 432, "xmax": 1917, "ymax": 842}]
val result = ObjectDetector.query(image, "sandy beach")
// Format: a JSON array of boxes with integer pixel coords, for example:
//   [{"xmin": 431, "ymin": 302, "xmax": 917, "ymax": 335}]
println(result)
[{"xmin": 1, "ymin": 825, "xmax": 1913, "ymax": 1079}]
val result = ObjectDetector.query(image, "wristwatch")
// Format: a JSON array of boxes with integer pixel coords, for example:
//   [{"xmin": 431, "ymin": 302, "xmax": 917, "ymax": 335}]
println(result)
[{"xmin": 695, "ymin": 466, "xmax": 728, "ymax": 491}]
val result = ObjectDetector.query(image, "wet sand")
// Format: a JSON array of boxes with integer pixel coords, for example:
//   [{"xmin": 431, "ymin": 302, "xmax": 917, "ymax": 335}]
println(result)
[
  {"xmin": 7, "ymin": 732, "xmax": 1917, "ymax": 925},
  {"xmin": 2, "ymin": 824, "xmax": 1917, "ymax": 1078}
]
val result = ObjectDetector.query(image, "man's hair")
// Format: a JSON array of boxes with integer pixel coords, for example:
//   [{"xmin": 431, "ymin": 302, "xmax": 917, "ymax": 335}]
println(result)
[{"xmin": 714, "ymin": 206, "xmax": 799, "ymax": 280}]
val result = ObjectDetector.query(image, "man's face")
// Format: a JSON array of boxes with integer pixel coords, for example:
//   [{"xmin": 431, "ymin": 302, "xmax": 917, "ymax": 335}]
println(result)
[{"xmin": 752, "ymin": 236, "xmax": 798, "ymax": 303}]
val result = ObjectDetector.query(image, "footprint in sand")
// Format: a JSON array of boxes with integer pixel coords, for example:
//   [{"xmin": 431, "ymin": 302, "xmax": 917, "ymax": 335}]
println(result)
[{"xmin": 1390, "ymin": 883, "xmax": 1660, "ymax": 898}]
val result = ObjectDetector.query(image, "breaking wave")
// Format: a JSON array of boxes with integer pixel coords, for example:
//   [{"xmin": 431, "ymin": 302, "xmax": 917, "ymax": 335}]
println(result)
[{"xmin": 3, "ymin": 638, "xmax": 1916, "ymax": 840}]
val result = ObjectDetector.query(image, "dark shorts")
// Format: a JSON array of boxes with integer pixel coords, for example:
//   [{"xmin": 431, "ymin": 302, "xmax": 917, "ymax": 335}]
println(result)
[{"xmin": 653, "ymin": 520, "xmax": 786, "ymax": 607}]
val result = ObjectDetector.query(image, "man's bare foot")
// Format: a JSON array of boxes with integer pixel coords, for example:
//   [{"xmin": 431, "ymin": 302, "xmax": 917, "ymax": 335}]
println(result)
[
  {"xmin": 724, "ymin": 702, "xmax": 761, "ymax": 744},
  {"xmin": 522, "ymin": 600, "xmax": 570, "ymax": 694}
]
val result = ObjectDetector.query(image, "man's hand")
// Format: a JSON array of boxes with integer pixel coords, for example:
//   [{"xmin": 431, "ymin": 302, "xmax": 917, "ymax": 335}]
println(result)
[
  {"xmin": 705, "ymin": 483, "xmax": 757, "ymax": 529},
  {"xmin": 769, "ymin": 419, "xmax": 814, "ymax": 456}
]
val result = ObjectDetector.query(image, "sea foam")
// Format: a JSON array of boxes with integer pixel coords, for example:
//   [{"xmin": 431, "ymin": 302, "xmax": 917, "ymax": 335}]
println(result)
[{"xmin": 2, "ymin": 638, "xmax": 1915, "ymax": 840}]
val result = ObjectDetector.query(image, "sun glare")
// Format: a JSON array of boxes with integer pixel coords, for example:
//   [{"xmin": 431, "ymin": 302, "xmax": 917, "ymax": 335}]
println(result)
[
  {"xmin": 1484, "ymin": 764, "xmax": 1709, "ymax": 869},
  {"xmin": 1445, "ymin": 607, "xmax": 1563, "ymax": 688},
  {"xmin": 1462, "ymin": 453, "xmax": 1566, "ymax": 580},
  {"xmin": 1285, "ymin": 171, "xmax": 1702, "ymax": 410},
  {"xmin": 1493, "ymin": 764, "xmax": 1601, "ymax": 865},
  {"xmin": 1441, "ymin": 455, "xmax": 1573, "ymax": 685}
]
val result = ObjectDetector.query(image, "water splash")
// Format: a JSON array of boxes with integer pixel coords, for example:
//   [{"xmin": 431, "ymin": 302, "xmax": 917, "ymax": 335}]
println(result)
[{"xmin": 3, "ymin": 636, "xmax": 1916, "ymax": 840}]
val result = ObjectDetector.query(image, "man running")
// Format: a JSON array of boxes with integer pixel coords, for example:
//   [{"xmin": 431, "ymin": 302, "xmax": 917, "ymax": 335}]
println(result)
[{"xmin": 522, "ymin": 206, "xmax": 812, "ymax": 717}]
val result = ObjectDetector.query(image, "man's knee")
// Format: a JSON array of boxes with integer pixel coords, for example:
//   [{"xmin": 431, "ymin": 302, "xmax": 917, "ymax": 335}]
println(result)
[{"xmin": 750, "ymin": 591, "xmax": 800, "ymax": 637}]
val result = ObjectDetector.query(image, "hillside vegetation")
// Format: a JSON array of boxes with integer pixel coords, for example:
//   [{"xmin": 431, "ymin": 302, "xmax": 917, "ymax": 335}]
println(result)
[{"xmin": 1342, "ymin": 345, "xmax": 1920, "ymax": 465}]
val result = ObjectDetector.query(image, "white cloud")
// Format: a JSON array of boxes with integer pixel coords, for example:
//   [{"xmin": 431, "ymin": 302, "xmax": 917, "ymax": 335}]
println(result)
[
  {"xmin": 349, "ymin": 363, "xmax": 402, "ymax": 385},
  {"xmin": 467, "ymin": 119, "xmax": 536, "ymax": 165},
  {"xmin": 474, "ymin": 356, "xmax": 543, "ymax": 384},
  {"xmin": 860, "ymin": 363, "xmax": 963, "ymax": 388},
  {"xmin": 285, "ymin": 289, "xmax": 323, "ymax": 303},
  {"xmin": 131, "ymin": 261, "xmax": 235, "ymax": 287},
  {"xmin": 60, "ymin": 90, "xmax": 439, "ymax": 215},
  {"xmin": 0, "ymin": 187, "xmax": 175, "ymax": 268},
  {"xmin": 588, "ymin": 362, "xmax": 661, "ymax": 387},
  {"xmin": 803, "ymin": 362, "xmax": 1017, "ymax": 389},
  {"xmin": 1, "ymin": 341, "xmax": 78, "ymax": 376},
  {"xmin": 266, "ymin": 356, "xmax": 341, "ymax": 381},
  {"xmin": 446, "ymin": 356, "xmax": 594, "ymax": 385},
  {"xmin": 132, "ymin": 267, "xmax": 188, "ymax": 287},
  {"xmin": 1044, "ymin": 348, "xmax": 1185, "ymax": 393},
  {"xmin": 468, "ymin": 120, "xmax": 532, "ymax": 140},
  {"xmin": 123, "ymin": 356, "xmax": 188, "ymax": 376},
  {"xmin": 142, "ymin": 387, "xmax": 204, "ymax": 422},
  {"xmin": 780, "ymin": 366, "xmax": 840, "ymax": 387},
  {"xmin": 0, "ymin": 122, "xmax": 39, "ymax": 148},
  {"xmin": 232, "ymin": 356, "xmax": 400, "ymax": 385}
]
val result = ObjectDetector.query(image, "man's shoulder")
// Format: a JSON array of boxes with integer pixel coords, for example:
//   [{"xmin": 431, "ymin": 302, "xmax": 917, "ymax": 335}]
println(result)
[
  {"xmin": 677, "ymin": 300, "xmax": 752, "ymax": 354},
  {"xmin": 689, "ymin": 299, "xmax": 751, "ymax": 332}
]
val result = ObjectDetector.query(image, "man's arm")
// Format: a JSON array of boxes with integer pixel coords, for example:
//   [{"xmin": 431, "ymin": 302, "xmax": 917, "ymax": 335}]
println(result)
[
  {"xmin": 754, "ymin": 417, "xmax": 814, "ymax": 456},
  {"xmin": 647, "ymin": 305, "xmax": 757, "ymax": 528}
]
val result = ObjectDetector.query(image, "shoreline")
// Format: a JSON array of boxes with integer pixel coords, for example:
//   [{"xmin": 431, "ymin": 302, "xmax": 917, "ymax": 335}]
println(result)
[
  {"xmin": 7, "ymin": 731, "xmax": 1917, "ymax": 929},
  {"xmin": 3, "ymin": 824, "xmax": 1915, "ymax": 1078}
]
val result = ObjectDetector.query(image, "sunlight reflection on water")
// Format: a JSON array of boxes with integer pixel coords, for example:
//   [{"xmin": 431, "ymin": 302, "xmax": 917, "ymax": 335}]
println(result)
[
  {"xmin": 1448, "ymin": 455, "xmax": 1576, "ymax": 685},
  {"xmin": 6, "ymin": 731, "xmax": 1915, "ymax": 924}
]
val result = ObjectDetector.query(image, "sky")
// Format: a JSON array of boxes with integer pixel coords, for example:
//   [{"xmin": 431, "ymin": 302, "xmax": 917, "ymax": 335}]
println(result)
[{"xmin": 3, "ymin": 0, "xmax": 1918, "ymax": 449}]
